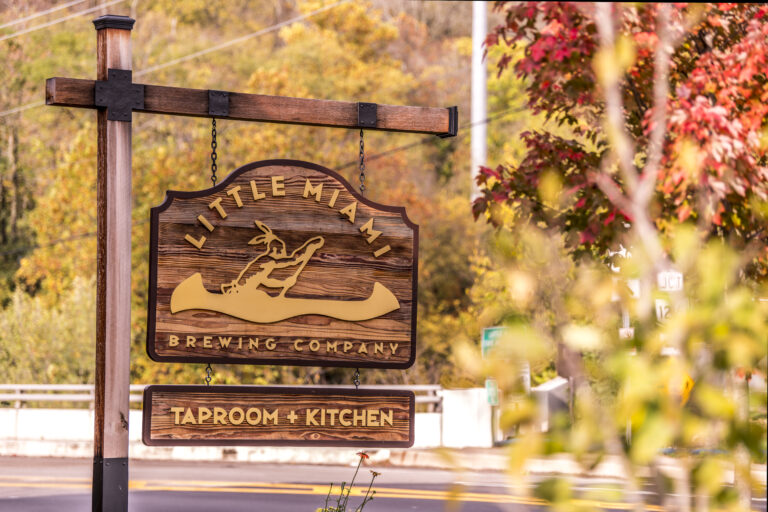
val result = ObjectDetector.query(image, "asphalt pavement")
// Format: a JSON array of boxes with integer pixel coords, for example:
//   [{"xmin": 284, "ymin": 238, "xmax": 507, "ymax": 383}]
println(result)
[{"xmin": 0, "ymin": 457, "xmax": 764, "ymax": 511}]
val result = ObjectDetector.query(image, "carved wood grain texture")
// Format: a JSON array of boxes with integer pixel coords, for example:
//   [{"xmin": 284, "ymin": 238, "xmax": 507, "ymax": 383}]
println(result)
[
  {"xmin": 45, "ymin": 77, "xmax": 453, "ymax": 135},
  {"xmin": 142, "ymin": 385, "xmax": 414, "ymax": 447},
  {"xmin": 95, "ymin": 26, "xmax": 132, "ymax": 461},
  {"xmin": 148, "ymin": 160, "xmax": 417, "ymax": 368}
]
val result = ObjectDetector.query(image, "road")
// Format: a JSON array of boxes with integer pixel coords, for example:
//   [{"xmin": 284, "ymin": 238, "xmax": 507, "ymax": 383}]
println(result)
[{"xmin": 0, "ymin": 457, "xmax": 764, "ymax": 511}]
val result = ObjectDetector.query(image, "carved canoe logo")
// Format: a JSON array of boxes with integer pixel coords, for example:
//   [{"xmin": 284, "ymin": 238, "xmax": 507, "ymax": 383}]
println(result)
[{"xmin": 170, "ymin": 220, "xmax": 400, "ymax": 323}]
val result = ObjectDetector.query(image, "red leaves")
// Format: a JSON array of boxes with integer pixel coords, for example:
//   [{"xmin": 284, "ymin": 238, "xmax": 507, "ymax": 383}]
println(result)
[{"xmin": 478, "ymin": 2, "xmax": 768, "ymax": 275}]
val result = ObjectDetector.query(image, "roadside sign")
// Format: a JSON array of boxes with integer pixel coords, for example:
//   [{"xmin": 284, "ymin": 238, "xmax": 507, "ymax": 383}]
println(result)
[
  {"xmin": 485, "ymin": 378, "xmax": 499, "ymax": 406},
  {"xmin": 657, "ymin": 270, "xmax": 683, "ymax": 292},
  {"xmin": 147, "ymin": 160, "xmax": 417, "ymax": 369},
  {"xmin": 481, "ymin": 326, "xmax": 507, "ymax": 358},
  {"xmin": 143, "ymin": 385, "xmax": 415, "ymax": 447},
  {"xmin": 655, "ymin": 298, "xmax": 671, "ymax": 322}
]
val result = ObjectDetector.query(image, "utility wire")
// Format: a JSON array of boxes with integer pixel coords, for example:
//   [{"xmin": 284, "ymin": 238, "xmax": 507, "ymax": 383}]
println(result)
[
  {"xmin": 0, "ymin": 107, "xmax": 524, "ymax": 257},
  {"xmin": 337, "ymin": 105, "xmax": 525, "ymax": 170},
  {"xmin": 0, "ymin": 219, "xmax": 149, "ymax": 257},
  {"xmin": 0, "ymin": 0, "xmax": 126, "ymax": 43},
  {"xmin": 0, "ymin": 100, "xmax": 45, "ymax": 117},
  {"xmin": 0, "ymin": 0, "xmax": 86, "ymax": 30},
  {"xmin": 0, "ymin": 0, "xmax": 350, "ymax": 118},
  {"xmin": 135, "ymin": 0, "xmax": 350, "ymax": 77}
]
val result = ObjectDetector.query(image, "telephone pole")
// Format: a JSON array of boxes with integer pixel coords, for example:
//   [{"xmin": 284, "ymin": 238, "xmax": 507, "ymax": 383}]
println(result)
[{"xmin": 471, "ymin": 1, "xmax": 488, "ymax": 199}]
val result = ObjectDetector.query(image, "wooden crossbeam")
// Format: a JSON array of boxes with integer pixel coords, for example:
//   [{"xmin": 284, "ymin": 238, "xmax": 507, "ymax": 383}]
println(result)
[{"xmin": 46, "ymin": 76, "xmax": 457, "ymax": 136}]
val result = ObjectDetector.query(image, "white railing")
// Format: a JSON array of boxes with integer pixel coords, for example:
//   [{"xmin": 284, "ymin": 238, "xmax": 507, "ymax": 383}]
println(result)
[{"xmin": 0, "ymin": 384, "xmax": 442, "ymax": 411}]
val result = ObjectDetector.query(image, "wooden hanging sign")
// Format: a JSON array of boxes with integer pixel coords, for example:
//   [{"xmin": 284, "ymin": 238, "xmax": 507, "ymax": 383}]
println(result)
[
  {"xmin": 142, "ymin": 385, "xmax": 415, "ymax": 447},
  {"xmin": 147, "ymin": 159, "xmax": 417, "ymax": 368}
]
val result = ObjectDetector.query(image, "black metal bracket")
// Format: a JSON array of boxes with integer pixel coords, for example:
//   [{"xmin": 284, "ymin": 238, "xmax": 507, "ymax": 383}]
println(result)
[
  {"xmin": 94, "ymin": 69, "xmax": 144, "ymax": 122},
  {"xmin": 208, "ymin": 90, "xmax": 229, "ymax": 117},
  {"xmin": 92, "ymin": 456, "xmax": 128, "ymax": 512},
  {"xmin": 93, "ymin": 15, "xmax": 135, "ymax": 31},
  {"xmin": 357, "ymin": 102, "xmax": 377, "ymax": 128},
  {"xmin": 437, "ymin": 106, "xmax": 458, "ymax": 138}
]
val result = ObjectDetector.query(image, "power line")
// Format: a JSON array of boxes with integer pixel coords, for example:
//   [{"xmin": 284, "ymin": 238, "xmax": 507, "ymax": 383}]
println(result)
[
  {"xmin": 0, "ymin": 0, "xmax": 87, "ymax": 30},
  {"xmin": 337, "ymin": 105, "xmax": 525, "ymax": 170},
  {"xmin": 0, "ymin": 220, "xmax": 148, "ymax": 257},
  {"xmin": 135, "ymin": 0, "xmax": 350, "ymax": 77},
  {"xmin": 0, "ymin": 107, "xmax": 524, "ymax": 257},
  {"xmin": 0, "ymin": 100, "xmax": 45, "ymax": 118},
  {"xmin": 0, "ymin": 0, "xmax": 126, "ymax": 43},
  {"xmin": 1, "ymin": 0, "xmax": 350, "ymax": 118}
]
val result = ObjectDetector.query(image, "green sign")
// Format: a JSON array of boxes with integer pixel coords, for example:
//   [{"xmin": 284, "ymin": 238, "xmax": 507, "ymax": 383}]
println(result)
[
  {"xmin": 481, "ymin": 326, "xmax": 508, "ymax": 358},
  {"xmin": 485, "ymin": 378, "xmax": 499, "ymax": 406}
]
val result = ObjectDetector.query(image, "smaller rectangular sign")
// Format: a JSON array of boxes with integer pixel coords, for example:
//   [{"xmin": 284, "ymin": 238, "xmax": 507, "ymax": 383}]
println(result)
[
  {"xmin": 485, "ymin": 378, "xmax": 499, "ymax": 406},
  {"xmin": 142, "ymin": 385, "xmax": 414, "ymax": 448},
  {"xmin": 657, "ymin": 270, "xmax": 683, "ymax": 292},
  {"xmin": 481, "ymin": 326, "xmax": 508, "ymax": 358}
]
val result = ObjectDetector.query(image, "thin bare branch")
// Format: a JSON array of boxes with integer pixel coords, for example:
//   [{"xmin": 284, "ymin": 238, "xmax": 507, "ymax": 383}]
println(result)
[
  {"xmin": 595, "ymin": 3, "xmax": 666, "ymax": 265},
  {"xmin": 638, "ymin": 3, "xmax": 676, "ymax": 207},
  {"xmin": 591, "ymin": 170, "xmax": 633, "ymax": 215},
  {"xmin": 594, "ymin": 3, "xmax": 639, "ymax": 194}
]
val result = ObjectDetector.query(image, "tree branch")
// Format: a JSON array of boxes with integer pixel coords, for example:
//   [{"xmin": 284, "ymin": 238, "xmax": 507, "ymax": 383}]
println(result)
[
  {"xmin": 637, "ymin": 3, "xmax": 676, "ymax": 208},
  {"xmin": 594, "ymin": 3, "xmax": 639, "ymax": 194}
]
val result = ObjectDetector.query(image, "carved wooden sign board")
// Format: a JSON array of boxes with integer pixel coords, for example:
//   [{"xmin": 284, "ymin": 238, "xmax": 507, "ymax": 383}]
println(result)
[
  {"xmin": 147, "ymin": 159, "xmax": 417, "ymax": 369},
  {"xmin": 143, "ymin": 385, "xmax": 415, "ymax": 447}
]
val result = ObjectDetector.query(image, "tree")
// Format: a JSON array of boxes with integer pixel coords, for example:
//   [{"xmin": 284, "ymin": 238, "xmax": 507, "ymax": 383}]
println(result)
[
  {"xmin": 474, "ymin": 2, "xmax": 768, "ymax": 279},
  {"xmin": 465, "ymin": 3, "xmax": 767, "ymax": 509},
  {"xmin": 3, "ymin": 0, "xmax": 492, "ymax": 387}
]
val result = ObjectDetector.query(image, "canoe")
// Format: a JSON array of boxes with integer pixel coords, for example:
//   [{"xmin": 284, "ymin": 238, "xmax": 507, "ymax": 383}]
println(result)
[{"xmin": 169, "ymin": 273, "xmax": 400, "ymax": 324}]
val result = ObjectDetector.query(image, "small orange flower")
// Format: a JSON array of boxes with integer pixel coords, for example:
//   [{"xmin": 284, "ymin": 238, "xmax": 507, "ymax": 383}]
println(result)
[
  {"xmin": 369, "ymin": 470, "xmax": 381, "ymax": 477},
  {"xmin": 356, "ymin": 451, "xmax": 370, "ymax": 459}
]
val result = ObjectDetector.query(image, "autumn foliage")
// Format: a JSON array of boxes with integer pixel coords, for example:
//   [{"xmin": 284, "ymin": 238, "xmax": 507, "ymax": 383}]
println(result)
[{"xmin": 475, "ymin": 2, "xmax": 768, "ymax": 277}]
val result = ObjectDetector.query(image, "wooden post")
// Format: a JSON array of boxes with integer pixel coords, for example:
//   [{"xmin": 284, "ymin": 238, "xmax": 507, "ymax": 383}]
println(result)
[{"xmin": 92, "ymin": 15, "xmax": 134, "ymax": 512}]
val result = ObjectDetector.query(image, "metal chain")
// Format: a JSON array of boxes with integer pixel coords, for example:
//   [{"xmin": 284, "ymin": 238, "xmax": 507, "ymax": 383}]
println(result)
[
  {"xmin": 358, "ymin": 129, "xmax": 365, "ymax": 195},
  {"xmin": 210, "ymin": 118, "xmax": 218, "ymax": 186},
  {"xmin": 354, "ymin": 130, "xmax": 366, "ymax": 390},
  {"xmin": 204, "ymin": 119, "xmax": 218, "ymax": 385},
  {"xmin": 205, "ymin": 363, "xmax": 213, "ymax": 386}
]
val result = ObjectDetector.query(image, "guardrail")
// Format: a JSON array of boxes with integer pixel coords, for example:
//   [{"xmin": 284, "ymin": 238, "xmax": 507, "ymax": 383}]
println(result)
[{"xmin": 0, "ymin": 384, "xmax": 442, "ymax": 411}]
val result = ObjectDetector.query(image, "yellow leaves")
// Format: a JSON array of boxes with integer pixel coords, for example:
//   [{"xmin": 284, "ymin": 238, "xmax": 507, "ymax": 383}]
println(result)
[
  {"xmin": 246, "ymin": 68, "xmax": 310, "ymax": 98},
  {"xmin": 454, "ymin": 37, "xmax": 473, "ymax": 57},
  {"xmin": 693, "ymin": 458, "xmax": 725, "ymax": 497},
  {"xmin": 694, "ymin": 384, "xmax": 735, "ymax": 420},
  {"xmin": 538, "ymin": 170, "xmax": 562, "ymax": 210},
  {"xmin": 500, "ymin": 398, "xmax": 537, "ymax": 429},
  {"xmin": 506, "ymin": 430, "xmax": 543, "ymax": 476},
  {"xmin": 593, "ymin": 35, "xmax": 636, "ymax": 86},
  {"xmin": 0, "ymin": 277, "xmax": 95, "ymax": 384},
  {"xmin": 506, "ymin": 269, "xmax": 535, "ymax": 308},
  {"xmin": 759, "ymin": 126, "xmax": 768, "ymax": 152},
  {"xmin": 630, "ymin": 412, "xmax": 675, "ymax": 464},
  {"xmin": 562, "ymin": 324, "xmax": 605, "ymax": 351},
  {"xmin": 278, "ymin": 23, "xmax": 307, "ymax": 44},
  {"xmin": 674, "ymin": 137, "xmax": 705, "ymax": 181}
]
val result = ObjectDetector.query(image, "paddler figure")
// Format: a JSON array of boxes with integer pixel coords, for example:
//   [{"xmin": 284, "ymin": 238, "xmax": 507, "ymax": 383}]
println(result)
[{"xmin": 221, "ymin": 220, "xmax": 324, "ymax": 298}]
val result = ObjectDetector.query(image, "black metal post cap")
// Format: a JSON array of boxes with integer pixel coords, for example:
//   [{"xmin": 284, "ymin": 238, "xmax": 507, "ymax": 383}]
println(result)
[{"xmin": 93, "ymin": 15, "xmax": 135, "ymax": 31}]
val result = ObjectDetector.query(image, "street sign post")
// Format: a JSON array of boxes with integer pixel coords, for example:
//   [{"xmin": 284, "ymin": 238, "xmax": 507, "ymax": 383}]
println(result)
[
  {"xmin": 46, "ymin": 14, "xmax": 457, "ymax": 512},
  {"xmin": 485, "ymin": 378, "xmax": 499, "ymax": 406}
]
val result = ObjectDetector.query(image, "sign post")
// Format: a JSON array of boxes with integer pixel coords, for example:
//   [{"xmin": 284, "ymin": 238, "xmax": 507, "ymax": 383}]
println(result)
[
  {"xmin": 92, "ymin": 15, "xmax": 135, "ymax": 512},
  {"xmin": 46, "ymin": 14, "xmax": 457, "ymax": 511}
]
